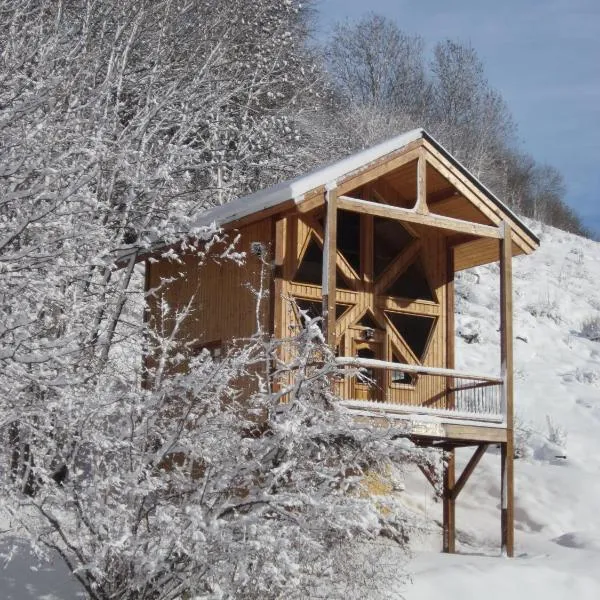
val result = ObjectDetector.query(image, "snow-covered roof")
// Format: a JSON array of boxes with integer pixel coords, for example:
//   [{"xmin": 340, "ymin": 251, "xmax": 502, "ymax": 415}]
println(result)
[
  {"xmin": 192, "ymin": 128, "xmax": 424, "ymax": 228},
  {"xmin": 191, "ymin": 127, "xmax": 539, "ymax": 246}
]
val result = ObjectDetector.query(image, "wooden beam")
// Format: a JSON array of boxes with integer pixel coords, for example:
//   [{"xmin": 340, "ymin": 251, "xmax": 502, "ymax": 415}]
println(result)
[
  {"xmin": 416, "ymin": 151, "xmax": 429, "ymax": 215},
  {"xmin": 219, "ymin": 198, "xmax": 296, "ymax": 232},
  {"xmin": 379, "ymin": 296, "xmax": 440, "ymax": 317},
  {"xmin": 371, "ymin": 185, "xmax": 421, "ymax": 237},
  {"xmin": 450, "ymin": 443, "xmax": 488, "ymax": 501},
  {"xmin": 296, "ymin": 187, "xmax": 326, "ymax": 214},
  {"xmin": 499, "ymin": 220, "xmax": 515, "ymax": 557},
  {"xmin": 418, "ymin": 463, "xmax": 439, "ymax": 492},
  {"xmin": 442, "ymin": 424, "xmax": 507, "ymax": 444},
  {"xmin": 335, "ymin": 357, "xmax": 503, "ymax": 383},
  {"xmin": 322, "ymin": 188, "xmax": 338, "ymax": 345},
  {"xmin": 337, "ymin": 195, "xmax": 502, "ymax": 239}
]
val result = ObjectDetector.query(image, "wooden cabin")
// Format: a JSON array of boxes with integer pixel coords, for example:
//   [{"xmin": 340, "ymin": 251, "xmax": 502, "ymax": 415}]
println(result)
[{"xmin": 145, "ymin": 128, "xmax": 539, "ymax": 556}]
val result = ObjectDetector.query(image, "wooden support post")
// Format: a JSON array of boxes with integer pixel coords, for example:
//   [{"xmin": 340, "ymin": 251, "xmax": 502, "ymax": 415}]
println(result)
[
  {"xmin": 272, "ymin": 217, "xmax": 286, "ymax": 339},
  {"xmin": 322, "ymin": 187, "xmax": 338, "ymax": 346},
  {"xmin": 443, "ymin": 242, "xmax": 456, "ymax": 553},
  {"xmin": 442, "ymin": 443, "xmax": 489, "ymax": 553},
  {"xmin": 499, "ymin": 221, "xmax": 515, "ymax": 557},
  {"xmin": 443, "ymin": 451, "xmax": 456, "ymax": 553}
]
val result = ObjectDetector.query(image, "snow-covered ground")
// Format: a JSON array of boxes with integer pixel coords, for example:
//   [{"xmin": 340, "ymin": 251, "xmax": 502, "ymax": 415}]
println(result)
[
  {"xmin": 403, "ymin": 220, "xmax": 600, "ymax": 599},
  {"xmin": 2, "ymin": 220, "xmax": 600, "ymax": 598}
]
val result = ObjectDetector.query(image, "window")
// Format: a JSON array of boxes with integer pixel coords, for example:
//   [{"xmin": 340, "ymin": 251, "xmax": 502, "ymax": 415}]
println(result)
[
  {"xmin": 192, "ymin": 340, "xmax": 223, "ymax": 362},
  {"xmin": 385, "ymin": 312, "xmax": 435, "ymax": 361},
  {"xmin": 293, "ymin": 299, "xmax": 351, "ymax": 326},
  {"xmin": 357, "ymin": 309, "xmax": 381, "ymax": 330},
  {"xmin": 390, "ymin": 348, "xmax": 415, "ymax": 385},
  {"xmin": 356, "ymin": 346, "xmax": 376, "ymax": 380},
  {"xmin": 337, "ymin": 210, "xmax": 361, "ymax": 275},
  {"xmin": 293, "ymin": 236, "xmax": 352, "ymax": 289},
  {"xmin": 385, "ymin": 260, "xmax": 435, "ymax": 301},
  {"xmin": 294, "ymin": 237, "xmax": 323, "ymax": 285},
  {"xmin": 374, "ymin": 217, "xmax": 414, "ymax": 278}
]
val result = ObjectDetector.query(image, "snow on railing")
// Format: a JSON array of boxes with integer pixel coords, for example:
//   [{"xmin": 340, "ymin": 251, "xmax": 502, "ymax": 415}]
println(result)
[{"xmin": 334, "ymin": 357, "xmax": 504, "ymax": 424}]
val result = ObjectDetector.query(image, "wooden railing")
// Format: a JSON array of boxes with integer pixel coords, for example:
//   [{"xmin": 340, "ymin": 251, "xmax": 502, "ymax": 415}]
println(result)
[{"xmin": 334, "ymin": 357, "xmax": 505, "ymax": 424}]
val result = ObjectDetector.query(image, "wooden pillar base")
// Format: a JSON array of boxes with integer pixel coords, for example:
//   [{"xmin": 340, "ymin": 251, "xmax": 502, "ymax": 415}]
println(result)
[
  {"xmin": 443, "ymin": 450, "xmax": 456, "ymax": 553},
  {"xmin": 501, "ymin": 441, "xmax": 515, "ymax": 557},
  {"xmin": 441, "ymin": 444, "xmax": 488, "ymax": 553}
]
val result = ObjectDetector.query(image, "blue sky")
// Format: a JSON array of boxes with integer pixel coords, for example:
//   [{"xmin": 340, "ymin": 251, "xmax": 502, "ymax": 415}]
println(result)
[{"xmin": 316, "ymin": 0, "xmax": 600, "ymax": 234}]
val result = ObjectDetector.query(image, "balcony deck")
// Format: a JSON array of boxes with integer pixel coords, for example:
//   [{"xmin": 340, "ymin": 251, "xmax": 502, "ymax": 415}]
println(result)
[{"xmin": 335, "ymin": 357, "xmax": 507, "ymax": 446}]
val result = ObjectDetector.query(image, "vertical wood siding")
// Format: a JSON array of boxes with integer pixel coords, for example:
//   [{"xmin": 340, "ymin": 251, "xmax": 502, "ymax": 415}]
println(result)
[{"xmin": 147, "ymin": 220, "xmax": 273, "ymax": 351}]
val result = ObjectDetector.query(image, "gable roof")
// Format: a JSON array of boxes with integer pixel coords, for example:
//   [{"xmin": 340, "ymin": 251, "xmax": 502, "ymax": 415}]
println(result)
[{"xmin": 193, "ymin": 128, "xmax": 539, "ymax": 248}]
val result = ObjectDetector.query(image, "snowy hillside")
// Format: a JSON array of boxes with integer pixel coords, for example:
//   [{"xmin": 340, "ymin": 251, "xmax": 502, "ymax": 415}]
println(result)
[
  {"xmin": 2, "ymin": 220, "xmax": 600, "ymax": 599},
  {"xmin": 404, "ymin": 220, "xmax": 600, "ymax": 600}
]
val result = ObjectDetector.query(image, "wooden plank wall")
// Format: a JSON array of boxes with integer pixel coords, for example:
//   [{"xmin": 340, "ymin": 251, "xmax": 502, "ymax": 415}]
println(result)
[
  {"xmin": 147, "ymin": 220, "xmax": 273, "ymax": 352},
  {"xmin": 146, "ymin": 211, "xmax": 454, "ymax": 411}
]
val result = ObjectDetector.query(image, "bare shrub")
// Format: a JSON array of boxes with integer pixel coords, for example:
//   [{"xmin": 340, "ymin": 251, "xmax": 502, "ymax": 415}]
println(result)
[{"xmin": 581, "ymin": 315, "xmax": 600, "ymax": 341}]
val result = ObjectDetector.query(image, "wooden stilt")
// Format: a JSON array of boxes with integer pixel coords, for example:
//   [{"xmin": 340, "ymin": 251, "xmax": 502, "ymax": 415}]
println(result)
[
  {"xmin": 443, "ymin": 450, "xmax": 456, "ymax": 553},
  {"xmin": 499, "ymin": 221, "xmax": 515, "ymax": 557},
  {"xmin": 443, "ymin": 241, "xmax": 456, "ymax": 553},
  {"xmin": 501, "ymin": 442, "xmax": 514, "ymax": 556}
]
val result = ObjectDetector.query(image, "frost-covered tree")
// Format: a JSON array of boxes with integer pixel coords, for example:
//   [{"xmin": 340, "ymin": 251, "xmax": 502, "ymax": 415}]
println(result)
[
  {"xmin": 326, "ymin": 14, "xmax": 430, "ymax": 120},
  {"xmin": 428, "ymin": 39, "xmax": 516, "ymax": 185},
  {"xmin": 3, "ymin": 249, "xmax": 431, "ymax": 599},
  {"xmin": 0, "ymin": 0, "xmax": 320, "ymax": 431},
  {"xmin": 321, "ymin": 15, "xmax": 588, "ymax": 237},
  {"xmin": 0, "ymin": 0, "xmax": 320, "ymax": 508},
  {"xmin": 0, "ymin": 1, "xmax": 432, "ymax": 597}
]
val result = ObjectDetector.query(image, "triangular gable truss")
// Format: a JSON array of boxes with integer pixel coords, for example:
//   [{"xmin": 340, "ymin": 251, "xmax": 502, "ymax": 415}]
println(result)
[
  {"xmin": 297, "ymin": 140, "xmax": 537, "ymax": 256},
  {"xmin": 185, "ymin": 129, "xmax": 538, "ymax": 273},
  {"xmin": 295, "ymin": 142, "xmax": 537, "ymax": 271}
]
